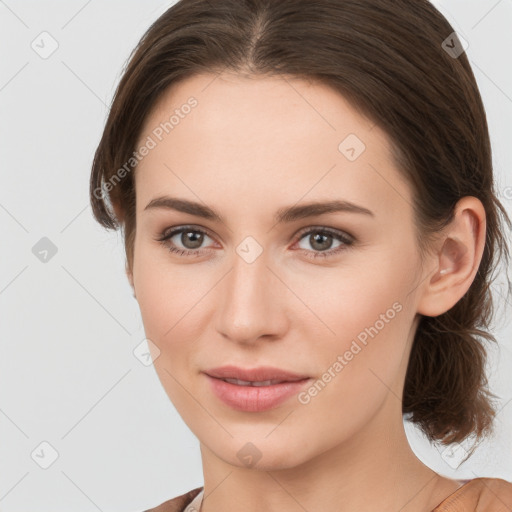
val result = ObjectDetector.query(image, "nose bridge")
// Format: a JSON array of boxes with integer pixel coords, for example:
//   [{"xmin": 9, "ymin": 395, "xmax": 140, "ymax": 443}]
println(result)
[{"xmin": 215, "ymin": 242, "xmax": 286, "ymax": 343}]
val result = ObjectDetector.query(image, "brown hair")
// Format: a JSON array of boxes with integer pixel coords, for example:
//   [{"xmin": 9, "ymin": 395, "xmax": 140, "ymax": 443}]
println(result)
[{"xmin": 90, "ymin": 0, "xmax": 511, "ymax": 456}]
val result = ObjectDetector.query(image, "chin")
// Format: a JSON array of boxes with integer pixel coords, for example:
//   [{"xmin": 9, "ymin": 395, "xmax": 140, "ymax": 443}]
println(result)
[{"xmin": 219, "ymin": 437, "xmax": 308, "ymax": 472}]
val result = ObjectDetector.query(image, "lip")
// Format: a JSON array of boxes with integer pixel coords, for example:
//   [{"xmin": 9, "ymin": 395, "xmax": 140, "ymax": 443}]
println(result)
[
  {"xmin": 203, "ymin": 366, "xmax": 312, "ymax": 412},
  {"xmin": 204, "ymin": 365, "xmax": 310, "ymax": 382}
]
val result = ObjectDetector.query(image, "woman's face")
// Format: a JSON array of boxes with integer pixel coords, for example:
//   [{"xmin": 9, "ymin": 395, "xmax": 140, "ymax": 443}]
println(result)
[{"xmin": 130, "ymin": 71, "xmax": 429, "ymax": 469}]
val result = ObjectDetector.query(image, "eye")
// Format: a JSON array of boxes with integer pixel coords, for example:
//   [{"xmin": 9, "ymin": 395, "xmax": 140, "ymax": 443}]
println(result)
[
  {"xmin": 293, "ymin": 227, "xmax": 354, "ymax": 260},
  {"xmin": 156, "ymin": 226, "xmax": 216, "ymax": 258},
  {"xmin": 155, "ymin": 225, "xmax": 355, "ymax": 259}
]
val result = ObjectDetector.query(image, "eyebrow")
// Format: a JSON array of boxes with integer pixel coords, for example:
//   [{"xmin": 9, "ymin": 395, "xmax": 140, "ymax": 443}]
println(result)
[{"xmin": 144, "ymin": 196, "xmax": 374, "ymax": 224}]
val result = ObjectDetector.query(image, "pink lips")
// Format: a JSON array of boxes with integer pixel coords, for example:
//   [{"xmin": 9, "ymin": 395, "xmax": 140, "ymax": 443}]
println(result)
[
  {"xmin": 203, "ymin": 365, "xmax": 311, "ymax": 412},
  {"xmin": 204, "ymin": 365, "xmax": 310, "ymax": 382}
]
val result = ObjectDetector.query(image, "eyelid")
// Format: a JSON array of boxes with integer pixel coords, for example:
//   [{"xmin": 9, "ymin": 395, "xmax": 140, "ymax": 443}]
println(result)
[
  {"xmin": 157, "ymin": 224, "xmax": 354, "ymax": 244},
  {"xmin": 294, "ymin": 225, "xmax": 354, "ymax": 242},
  {"xmin": 156, "ymin": 225, "xmax": 218, "ymax": 249},
  {"xmin": 159, "ymin": 224, "xmax": 214, "ymax": 241},
  {"xmin": 156, "ymin": 223, "xmax": 355, "ymax": 258}
]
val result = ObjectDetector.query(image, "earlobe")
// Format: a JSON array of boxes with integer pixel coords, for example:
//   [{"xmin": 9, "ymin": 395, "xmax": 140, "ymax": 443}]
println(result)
[{"xmin": 416, "ymin": 197, "xmax": 486, "ymax": 318}]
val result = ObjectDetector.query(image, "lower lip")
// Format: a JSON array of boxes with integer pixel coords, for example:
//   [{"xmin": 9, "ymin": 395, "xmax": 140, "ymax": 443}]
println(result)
[{"xmin": 205, "ymin": 374, "xmax": 312, "ymax": 412}]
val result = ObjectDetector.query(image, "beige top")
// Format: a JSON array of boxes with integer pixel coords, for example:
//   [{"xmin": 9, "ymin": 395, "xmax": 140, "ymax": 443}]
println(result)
[
  {"xmin": 144, "ymin": 477, "xmax": 512, "ymax": 512},
  {"xmin": 183, "ymin": 489, "xmax": 203, "ymax": 512}
]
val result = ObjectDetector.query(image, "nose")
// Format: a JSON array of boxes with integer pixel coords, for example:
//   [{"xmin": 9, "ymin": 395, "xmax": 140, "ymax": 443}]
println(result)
[{"xmin": 214, "ymin": 249, "xmax": 289, "ymax": 346}]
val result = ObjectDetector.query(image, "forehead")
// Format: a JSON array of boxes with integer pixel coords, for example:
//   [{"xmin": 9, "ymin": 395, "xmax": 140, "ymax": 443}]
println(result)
[
  {"xmin": 139, "ymin": 71, "xmax": 378, "ymax": 148},
  {"xmin": 134, "ymin": 72, "xmax": 412, "ymax": 222}
]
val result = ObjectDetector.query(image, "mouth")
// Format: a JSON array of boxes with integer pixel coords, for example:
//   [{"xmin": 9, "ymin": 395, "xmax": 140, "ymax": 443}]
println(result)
[
  {"xmin": 204, "ymin": 372, "xmax": 312, "ymax": 412},
  {"xmin": 203, "ymin": 364, "xmax": 310, "ymax": 383},
  {"xmin": 219, "ymin": 377, "xmax": 299, "ymax": 387}
]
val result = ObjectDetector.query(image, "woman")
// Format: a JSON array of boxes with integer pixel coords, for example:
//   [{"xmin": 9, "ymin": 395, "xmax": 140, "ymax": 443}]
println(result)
[{"xmin": 89, "ymin": 0, "xmax": 512, "ymax": 510}]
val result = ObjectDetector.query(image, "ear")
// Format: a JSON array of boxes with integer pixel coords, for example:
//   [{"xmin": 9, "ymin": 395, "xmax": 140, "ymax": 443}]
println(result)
[{"xmin": 416, "ymin": 196, "xmax": 486, "ymax": 317}]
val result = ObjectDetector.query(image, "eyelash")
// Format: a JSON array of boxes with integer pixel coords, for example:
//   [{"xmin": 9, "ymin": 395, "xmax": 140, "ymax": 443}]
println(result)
[{"xmin": 155, "ymin": 225, "xmax": 355, "ymax": 260}]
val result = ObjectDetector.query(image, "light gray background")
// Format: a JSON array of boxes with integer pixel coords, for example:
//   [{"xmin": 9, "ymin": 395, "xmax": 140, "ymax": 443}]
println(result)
[{"xmin": 0, "ymin": 1, "xmax": 511, "ymax": 511}]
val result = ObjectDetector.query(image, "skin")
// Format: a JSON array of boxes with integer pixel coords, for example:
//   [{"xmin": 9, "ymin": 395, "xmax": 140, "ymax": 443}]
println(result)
[{"xmin": 122, "ymin": 71, "xmax": 487, "ymax": 512}]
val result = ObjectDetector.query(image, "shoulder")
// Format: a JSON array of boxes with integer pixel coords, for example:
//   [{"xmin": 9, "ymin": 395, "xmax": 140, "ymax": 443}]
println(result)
[
  {"xmin": 473, "ymin": 478, "xmax": 512, "ymax": 512},
  {"xmin": 433, "ymin": 477, "xmax": 512, "ymax": 512},
  {"xmin": 143, "ymin": 487, "xmax": 204, "ymax": 512}
]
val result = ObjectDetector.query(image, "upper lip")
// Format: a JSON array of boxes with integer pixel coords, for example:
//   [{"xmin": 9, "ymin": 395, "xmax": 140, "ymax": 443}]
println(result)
[{"xmin": 204, "ymin": 365, "xmax": 310, "ymax": 382}]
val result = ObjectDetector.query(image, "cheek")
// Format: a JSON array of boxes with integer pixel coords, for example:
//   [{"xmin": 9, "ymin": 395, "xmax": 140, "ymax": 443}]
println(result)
[
  {"xmin": 133, "ymin": 246, "xmax": 215, "ymax": 380},
  {"xmin": 295, "ymin": 279, "xmax": 413, "ymax": 440},
  {"xmin": 135, "ymin": 232, "xmax": 418, "ymax": 373},
  {"xmin": 134, "ymin": 257, "xmax": 203, "ymax": 406},
  {"xmin": 300, "ymin": 254, "xmax": 409, "ymax": 335},
  {"xmin": 134, "ymin": 243, "xmax": 198, "ymax": 336},
  {"xmin": 304, "ymin": 253, "xmax": 417, "ymax": 384}
]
